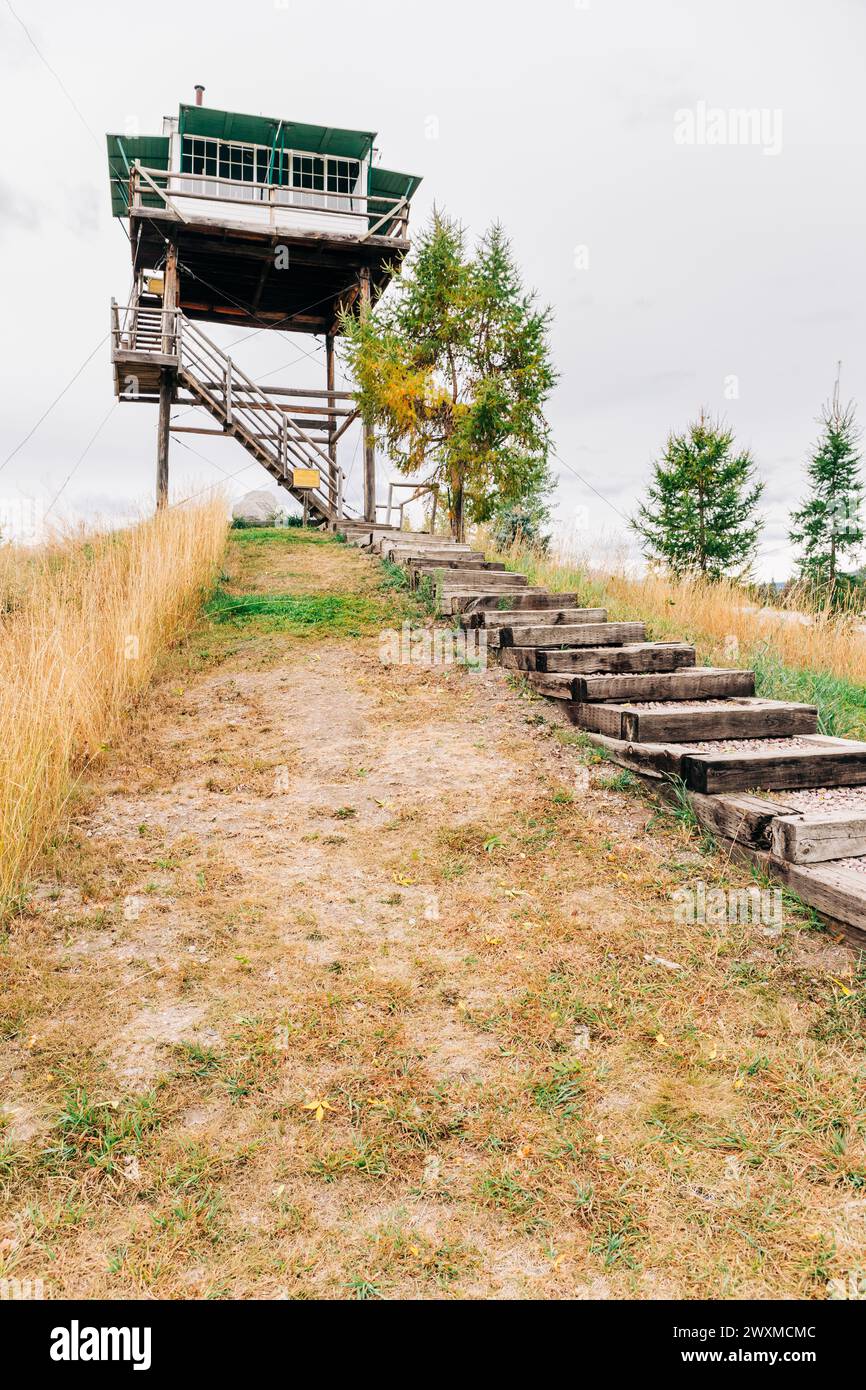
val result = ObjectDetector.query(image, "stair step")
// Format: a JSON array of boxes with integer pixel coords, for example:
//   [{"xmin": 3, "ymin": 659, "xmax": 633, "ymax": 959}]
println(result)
[
  {"xmin": 410, "ymin": 559, "xmax": 506, "ymax": 575},
  {"xmin": 419, "ymin": 567, "xmax": 528, "ymax": 586},
  {"xmin": 523, "ymin": 666, "xmax": 754, "ymax": 702},
  {"xmin": 463, "ymin": 593, "xmax": 580, "ymax": 613},
  {"xmin": 500, "ymin": 641, "xmax": 696, "ymax": 674},
  {"xmin": 495, "ymin": 621, "xmax": 646, "ymax": 649},
  {"xmin": 439, "ymin": 588, "xmax": 552, "ymax": 615},
  {"xmin": 462, "ymin": 607, "xmax": 607, "ymax": 630},
  {"xmin": 387, "ymin": 550, "xmax": 482, "ymax": 565},
  {"xmin": 571, "ymin": 667, "xmax": 756, "ymax": 703},
  {"xmin": 772, "ymin": 809, "xmax": 866, "ymax": 864},
  {"xmin": 682, "ymin": 737, "xmax": 866, "ymax": 795},
  {"xmin": 574, "ymin": 698, "xmax": 818, "ymax": 743},
  {"xmin": 382, "ymin": 538, "xmax": 474, "ymax": 551}
]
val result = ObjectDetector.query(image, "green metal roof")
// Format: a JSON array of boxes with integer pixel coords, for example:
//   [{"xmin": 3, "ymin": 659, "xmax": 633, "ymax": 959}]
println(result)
[
  {"xmin": 368, "ymin": 166, "xmax": 423, "ymax": 231},
  {"xmin": 179, "ymin": 104, "xmax": 376, "ymax": 160},
  {"xmin": 369, "ymin": 166, "xmax": 423, "ymax": 202},
  {"xmin": 106, "ymin": 134, "xmax": 170, "ymax": 215},
  {"xmin": 106, "ymin": 105, "xmax": 422, "ymax": 219}
]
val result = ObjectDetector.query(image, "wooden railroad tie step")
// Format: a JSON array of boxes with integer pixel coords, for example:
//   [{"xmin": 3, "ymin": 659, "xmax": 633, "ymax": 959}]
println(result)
[
  {"xmin": 420, "ymin": 567, "xmax": 528, "ymax": 587},
  {"xmin": 496, "ymin": 621, "xmax": 646, "ymax": 650},
  {"xmin": 462, "ymin": 607, "xmax": 608, "ymax": 630},
  {"xmin": 393, "ymin": 550, "xmax": 487, "ymax": 565},
  {"xmin": 573, "ymin": 698, "xmax": 818, "ymax": 744},
  {"xmin": 513, "ymin": 666, "xmax": 757, "ymax": 705},
  {"xmin": 439, "ymin": 588, "xmax": 552, "ymax": 615},
  {"xmin": 771, "ymin": 809, "xmax": 866, "ymax": 864},
  {"xmin": 570, "ymin": 666, "xmax": 755, "ymax": 703},
  {"xmin": 501, "ymin": 641, "xmax": 696, "ymax": 674},
  {"xmin": 410, "ymin": 560, "xmax": 508, "ymax": 579},
  {"xmin": 682, "ymin": 737, "xmax": 866, "ymax": 795},
  {"xmin": 463, "ymin": 592, "xmax": 580, "ymax": 612}
]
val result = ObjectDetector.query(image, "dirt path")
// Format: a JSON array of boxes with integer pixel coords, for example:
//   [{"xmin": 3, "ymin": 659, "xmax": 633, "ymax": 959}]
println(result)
[{"xmin": 1, "ymin": 530, "xmax": 864, "ymax": 1300}]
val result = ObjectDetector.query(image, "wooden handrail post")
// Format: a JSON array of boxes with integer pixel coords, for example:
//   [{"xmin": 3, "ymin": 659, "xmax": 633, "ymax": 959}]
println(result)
[
  {"xmin": 225, "ymin": 359, "xmax": 233, "ymax": 425},
  {"xmin": 359, "ymin": 268, "xmax": 376, "ymax": 522},
  {"xmin": 326, "ymin": 332, "xmax": 338, "ymax": 507},
  {"xmin": 155, "ymin": 237, "xmax": 179, "ymax": 510}
]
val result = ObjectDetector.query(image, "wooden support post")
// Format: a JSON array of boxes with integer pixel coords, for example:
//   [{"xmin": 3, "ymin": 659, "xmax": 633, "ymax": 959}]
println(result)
[
  {"xmin": 326, "ymin": 333, "xmax": 338, "ymax": 519},
  {"xmin": 359, "ymin": 268, "xmax": 376, "ymax": 523},
  {"xmin": 156, "ymin": 374, "xmax": 171, "ymax": 509},
  {"xmin": 156, "ymin": 237, "xmax": 179, "ymax": 509},
  {"xmin": 162, "ymin": 239, "xmax": 178, "ymax": 354}
]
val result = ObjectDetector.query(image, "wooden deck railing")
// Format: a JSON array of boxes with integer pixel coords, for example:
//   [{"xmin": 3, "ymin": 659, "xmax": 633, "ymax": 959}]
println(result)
[{"xmin": 127, "ymin": 163, "xmax": 411, "ymax": 242}]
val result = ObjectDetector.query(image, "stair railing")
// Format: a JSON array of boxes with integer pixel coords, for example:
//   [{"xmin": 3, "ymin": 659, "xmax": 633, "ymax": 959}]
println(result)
[{"xmin": 178, "ymin": 317, "xmax": 342, "ymax": 519}]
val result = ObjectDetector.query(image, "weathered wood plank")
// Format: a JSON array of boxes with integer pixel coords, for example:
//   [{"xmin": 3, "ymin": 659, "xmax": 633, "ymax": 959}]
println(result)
[
  {"xmin": 697, "ymin": 837, "xmax": 866, "ymax": 947},
  {"xmin": 419, "ymin": 567, "xmax": 528, "ymax": 583},
  {"xmin": 772, "ymin": 810, "xmax": 866, "ymax": 864},
  {"xmin": 463, "ymin": 607, "xmax": 608, "ymax": 630},
  {"xmin": 524, "ymin": 672, "xmax": 579, "ymax": 699},
  {"xmin": 572, "ymin": 703, "xmax": 628, "ymax": 737},
  {"xmin": 621, "ymin": 699, "xmax": 818, "ymax": 744},
  {"xmin": 572, "ymin": 667, "xmax": 755, "ymax": 703},
  {"xmin": 462, "ymin": 592, "xmax": 580, "ymax": 613},
  {"xmin": 683, "ymin": 740, "xmax": 866, "ymax": 795},
  {"xmin": 409, "ymin": 558, "xmax": 505, "ymax": 573},
  {"xmin": 530, "ymin": 641, "xmax": 696, "ymax": 675},
  {"xmin": 394, "ymin": 550, "xmax": 485, "ymax": 565},
  {"xmin": 441, "ymin": 590, "xmax": 549, "ymax": 615},
  {"xmin": 564, "ymin": 729, "xmax": 697, "ymax": 779},
  {"xmin": 497, "ymin": 621, "xmax": 646, "ymax": 650},
  {"xmin": 688, "ymin": 791, "xmax": 791, "ymax": 849},
  {"xmin": 771, "ymin": 858, "xmax": 866, "ymax": 937}
]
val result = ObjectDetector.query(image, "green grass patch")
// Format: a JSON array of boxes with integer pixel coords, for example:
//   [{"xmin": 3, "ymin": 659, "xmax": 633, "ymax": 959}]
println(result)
[
  {"xmin": 749, "ymin": 647, "xmax": 866, "ymax": 740},
  {"xmin": 228, "ymin": 526, "xmax": 339, "ymax": 548},
  {"xmin": 206, "ymin": 587, "xmax": 418, "ymax": 636}
]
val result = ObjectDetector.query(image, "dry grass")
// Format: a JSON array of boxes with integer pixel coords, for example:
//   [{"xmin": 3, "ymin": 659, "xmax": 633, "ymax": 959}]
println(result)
[
  {"xmin": 0, "ymin": 501, "xmax": 228, "ymax": 919},
  {"xmin": 480, "ymin": 534, "xmax": 866, "ymax": 738},
  {"xmin": 487, "ymin": 535, "xmax": 866, "ymax": 686},
  {"xmin": 1, "ymin": 529, "xmax": 864, "ymax": 1301}
]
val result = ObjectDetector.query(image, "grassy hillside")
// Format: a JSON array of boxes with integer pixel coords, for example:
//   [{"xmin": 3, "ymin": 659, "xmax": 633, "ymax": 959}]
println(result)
[
  {"xmin": 490, "ymin": 537, "xmax": 866, "ymax": 739},
  {"xmin": 0, "ymin": 502, "xmax": 228, "ymax": 921}
]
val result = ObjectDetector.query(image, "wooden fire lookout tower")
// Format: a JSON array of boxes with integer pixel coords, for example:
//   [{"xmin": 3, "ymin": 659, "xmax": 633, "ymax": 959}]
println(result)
[{"xmin": 106, "ymin": 90, "xmax": 422, "ymax": 523}]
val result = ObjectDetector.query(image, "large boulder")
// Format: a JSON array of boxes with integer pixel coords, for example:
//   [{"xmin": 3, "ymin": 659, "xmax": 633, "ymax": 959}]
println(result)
[{"xmin": 231, "ymin": 490, "xmax": 283, "ymax": 526}]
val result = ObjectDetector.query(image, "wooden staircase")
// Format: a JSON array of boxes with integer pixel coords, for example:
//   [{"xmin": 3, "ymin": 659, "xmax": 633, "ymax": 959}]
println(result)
[
  {"xmin": 111, "ymin": 298, "xmax": 350, "ymax": 524},
  {"xmin": 351, "ymin": 526, "xmax": 866, "ymax": 943}
]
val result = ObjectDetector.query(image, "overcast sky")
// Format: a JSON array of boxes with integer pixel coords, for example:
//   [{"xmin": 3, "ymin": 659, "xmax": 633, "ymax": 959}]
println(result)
[{"xmin": 2, "ymin": 0, "xmax": 865, "ymax": 578}]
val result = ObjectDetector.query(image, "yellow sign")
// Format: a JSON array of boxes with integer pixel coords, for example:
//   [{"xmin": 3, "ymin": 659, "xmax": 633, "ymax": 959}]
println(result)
[{"xmin": 292, "ymin": 469, "xmax": 320, "ymax": 490}]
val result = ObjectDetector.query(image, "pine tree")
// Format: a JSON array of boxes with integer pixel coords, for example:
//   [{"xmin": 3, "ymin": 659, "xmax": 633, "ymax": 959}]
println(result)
[
  {"xmin": 632, "ymin": 412, "xmax": 764, "ymax": 579},
  {"xmin": 341, "ymin": 213, "xmax": 555, "ymax": 540},
  {"xmin": 789, "ymin": 370, "xmax": 864, "ymax": 596}
]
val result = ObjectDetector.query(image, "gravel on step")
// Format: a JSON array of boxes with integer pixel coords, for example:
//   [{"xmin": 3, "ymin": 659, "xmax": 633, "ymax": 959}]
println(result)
[
  {"xmin": 625, "ymin": 699, "xmax": 754, "ymax": 711},
  {"xmin": 772, "ymin": 786, "xmax": 866, "ymax": 813},
  {"xmin": 684, "ymin": 737, "xmax": 817, "ymax": 754}
]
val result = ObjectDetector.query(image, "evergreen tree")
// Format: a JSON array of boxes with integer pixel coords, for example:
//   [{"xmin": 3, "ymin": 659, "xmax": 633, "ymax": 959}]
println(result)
[
  {"xmin": 632, "ymin": 412, "xmax": 764, "ymax": 579},
  {"xmin": 341, "ymin": 213, "xmax": 555, "ymax": 540},
  {"xmin": 789, "ymin": 371, "xmax": 864, "ymax": 595}
]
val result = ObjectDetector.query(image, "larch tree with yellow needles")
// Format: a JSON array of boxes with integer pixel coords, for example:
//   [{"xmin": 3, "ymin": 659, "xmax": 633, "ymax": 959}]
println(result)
[{"xmin": 341, "ymin": 212, "xmax": 556, "ymax": 541}]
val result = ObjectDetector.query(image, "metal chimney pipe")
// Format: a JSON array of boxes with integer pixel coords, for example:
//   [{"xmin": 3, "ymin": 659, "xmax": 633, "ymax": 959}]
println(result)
[{"xmin": 194, "ymin": 85, "xmax": 205, "ymax": 106}]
